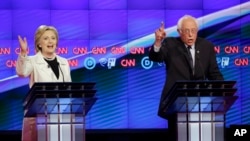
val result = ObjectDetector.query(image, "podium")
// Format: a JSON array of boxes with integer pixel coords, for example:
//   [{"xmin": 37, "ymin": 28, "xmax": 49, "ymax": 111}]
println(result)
[
  {"xmin": 23, "ymin": 82, "xmax": 97, "ymax": 141},
  {"xmin": 160, "ymin": 80, "xmax": 238, "ymax": 141}
]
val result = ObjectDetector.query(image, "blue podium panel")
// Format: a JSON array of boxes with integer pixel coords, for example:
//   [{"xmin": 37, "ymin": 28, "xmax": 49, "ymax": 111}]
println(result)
[
  {"xmin": 23, "ymin": 82, "xmax": 97, "ymax": 117},
  {"xmin": 167, "ymin": 96, "xmax": 238, "ymax": 114}
]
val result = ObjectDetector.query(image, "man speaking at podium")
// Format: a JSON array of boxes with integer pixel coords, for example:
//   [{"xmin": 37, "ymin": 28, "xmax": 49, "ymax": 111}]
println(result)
[{"xmin": 148, "ymin": 15, "xmax": 224, "ymax": 140}]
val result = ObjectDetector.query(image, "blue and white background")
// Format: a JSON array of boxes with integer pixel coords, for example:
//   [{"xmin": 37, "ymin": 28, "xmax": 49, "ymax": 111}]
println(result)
[{"xmin": 0, "ymin": 0, "xmax": 250, "ymax": 130}]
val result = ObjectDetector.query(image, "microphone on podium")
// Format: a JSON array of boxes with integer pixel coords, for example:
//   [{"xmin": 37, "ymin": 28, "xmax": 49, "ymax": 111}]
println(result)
[
  {"xmin": 57, "ymin": 62, "xmax": 65, "ymax": 82},
  {"xmin": 196, "ymin": 50, "xmax": 206, "ymax": 80}
]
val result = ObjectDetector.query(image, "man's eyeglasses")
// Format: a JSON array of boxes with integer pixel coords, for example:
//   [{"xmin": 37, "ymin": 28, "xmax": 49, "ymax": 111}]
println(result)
[{"xmin": 180, "ymin": 28, "xmax": 198, "ymax": 34}]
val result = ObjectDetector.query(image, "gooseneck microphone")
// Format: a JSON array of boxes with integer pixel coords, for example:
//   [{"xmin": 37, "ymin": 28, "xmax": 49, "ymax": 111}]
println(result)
[
  {"xmin": 57, "ymin": 62, "xmax": 65, "ymax": 82},
  {"xmin": 196, "ymin": 50, "xmax": 206, "ymax": 80}
]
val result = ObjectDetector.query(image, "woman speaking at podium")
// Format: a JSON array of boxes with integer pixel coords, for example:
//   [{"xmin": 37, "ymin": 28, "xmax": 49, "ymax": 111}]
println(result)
[{"xmin": 16, "ymin": 25, "xmax": 72, "ymax": 141}]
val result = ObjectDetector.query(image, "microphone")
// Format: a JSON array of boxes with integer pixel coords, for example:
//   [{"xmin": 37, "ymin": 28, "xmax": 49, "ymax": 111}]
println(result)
[
  {"xmin": 57, "ymin": 62, "xmax": 65, "ymax": 82},
  {"xmin": 196, "ymin": 50, "xmax": 206, "ymax": 80}
]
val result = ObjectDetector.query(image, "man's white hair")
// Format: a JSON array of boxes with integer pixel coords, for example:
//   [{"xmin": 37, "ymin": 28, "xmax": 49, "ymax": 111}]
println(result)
[{"xmin": 177, "ymin": 15, "xmax": 199, "ymax": 29}]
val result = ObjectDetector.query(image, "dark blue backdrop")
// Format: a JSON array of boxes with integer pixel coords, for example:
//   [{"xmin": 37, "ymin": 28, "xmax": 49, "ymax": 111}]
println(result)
[{"xmin": 0, "ymin": 0, "xmax": 250, "ymax": 130}]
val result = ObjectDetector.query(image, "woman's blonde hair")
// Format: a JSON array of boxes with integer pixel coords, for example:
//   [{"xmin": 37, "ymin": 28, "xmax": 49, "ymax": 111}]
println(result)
[{"xmin": 34, "ymin": 25, "xmax": 59, "ymax": 53}]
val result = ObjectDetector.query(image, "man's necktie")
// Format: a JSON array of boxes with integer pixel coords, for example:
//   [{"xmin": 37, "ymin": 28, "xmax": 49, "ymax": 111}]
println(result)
[{"xmin": 187, "ymin": 46, "xmax": 194, "ymax": 74}]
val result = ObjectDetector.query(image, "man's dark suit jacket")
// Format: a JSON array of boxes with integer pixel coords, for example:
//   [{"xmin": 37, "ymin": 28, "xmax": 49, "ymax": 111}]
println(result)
[{"xmin": 148, "ymin": 37, "xmax": 224, "ymax": 118}]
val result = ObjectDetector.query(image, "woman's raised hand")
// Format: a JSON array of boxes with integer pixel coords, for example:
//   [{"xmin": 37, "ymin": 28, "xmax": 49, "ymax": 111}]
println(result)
[{"xmin": 18, "ymin": 35, "xmax": 28, "ymax": 56}]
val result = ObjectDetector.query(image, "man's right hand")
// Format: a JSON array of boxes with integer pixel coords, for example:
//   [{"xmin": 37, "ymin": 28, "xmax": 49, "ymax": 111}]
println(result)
[{"xmin": 154, "ymin": 22, "xmax": 166, "ymax": 47}]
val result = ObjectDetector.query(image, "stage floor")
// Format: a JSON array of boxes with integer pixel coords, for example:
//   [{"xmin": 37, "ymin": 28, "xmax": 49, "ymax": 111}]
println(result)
[{"xmin": 0, "ymin": 128, "xmax": 237, "ymax": 141}]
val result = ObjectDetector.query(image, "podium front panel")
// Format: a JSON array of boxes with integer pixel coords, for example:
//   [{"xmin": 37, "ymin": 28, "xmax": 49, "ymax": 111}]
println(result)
[
  {"xmin": 24, "ymin": 97, "xmax": 97, "ymax": 117},
  {"xmin": 165, "ymin": 95, "xmax": 238, "ymax": 115},
  {"xmin": 160, "ymin": 81, "xmax": 238, "ymax": 141},
  {"xmin": 22, "ymin": 82, "xmax": 97, "ymax": 141}
]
